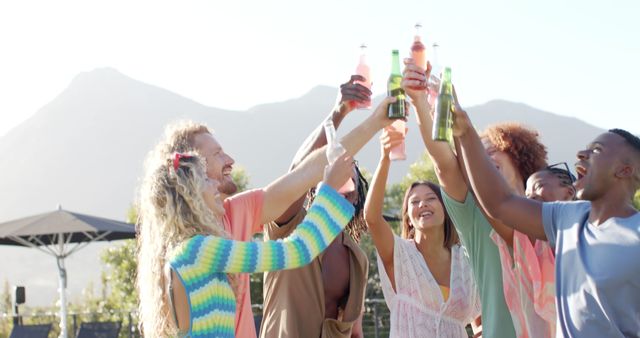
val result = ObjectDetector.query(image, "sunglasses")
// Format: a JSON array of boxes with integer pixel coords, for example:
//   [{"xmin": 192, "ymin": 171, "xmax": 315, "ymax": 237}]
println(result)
[{"xmin": 547, "ymin": 162, "xmax": 577, "ymax": 184}]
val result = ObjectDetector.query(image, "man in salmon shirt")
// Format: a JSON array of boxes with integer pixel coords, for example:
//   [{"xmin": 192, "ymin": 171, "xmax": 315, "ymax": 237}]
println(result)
[{"xmin": 156, "ymin": 93, "xmax": 397, "ymax": 337}]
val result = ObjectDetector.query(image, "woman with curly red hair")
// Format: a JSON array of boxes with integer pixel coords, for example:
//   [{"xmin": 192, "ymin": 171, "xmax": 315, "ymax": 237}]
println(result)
[
  {"xmin": 480, "ymin": 122, "xmax": 548, "ymax": 190},
  {"xmin": 479, "ymin": 124, "xmax": 577, "ymax": 337},
  {"xmin": 469, "ymin": 125, "xmax": 555, "ymax": 338}
]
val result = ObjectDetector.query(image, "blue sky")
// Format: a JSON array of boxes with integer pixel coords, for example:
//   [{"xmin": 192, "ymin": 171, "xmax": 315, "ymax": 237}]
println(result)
[{"xmin": 1, "ymin": 0, "xmax": 638, "ymax": 137}]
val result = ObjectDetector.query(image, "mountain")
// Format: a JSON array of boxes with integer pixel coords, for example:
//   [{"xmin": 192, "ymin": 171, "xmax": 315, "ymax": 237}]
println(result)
[{"xmin": 0, "ymin": 68, "xmax": 604, "ymax": 306}]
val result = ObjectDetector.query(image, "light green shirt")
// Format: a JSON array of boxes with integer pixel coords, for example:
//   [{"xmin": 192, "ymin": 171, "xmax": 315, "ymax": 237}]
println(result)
[{"xmin": 442, "ymin": 190, "xmax": 516, "ymax": 338}]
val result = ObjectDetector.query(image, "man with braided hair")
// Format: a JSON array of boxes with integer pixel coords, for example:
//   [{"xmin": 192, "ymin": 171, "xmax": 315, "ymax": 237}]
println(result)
[{"xmin": 260, "ymin": 75, "xmax": 372, "ymax": 338}]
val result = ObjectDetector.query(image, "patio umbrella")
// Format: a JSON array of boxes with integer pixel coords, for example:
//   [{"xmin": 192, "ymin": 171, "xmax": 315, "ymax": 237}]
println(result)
[{"xmin": 0, "ymin": 205, "xmax": 136, "ymax": 338}]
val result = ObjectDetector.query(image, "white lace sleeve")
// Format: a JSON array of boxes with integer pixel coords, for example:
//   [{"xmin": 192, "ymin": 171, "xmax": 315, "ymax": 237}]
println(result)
[{"xmin": 376, "ymin": 235, "xmax": 405, "ymax": 307}]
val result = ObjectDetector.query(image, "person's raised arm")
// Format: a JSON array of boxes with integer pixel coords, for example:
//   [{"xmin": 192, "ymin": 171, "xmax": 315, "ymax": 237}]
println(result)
[
  {"xmin": 402, "ymin": 60, "xmax": 468, "ymax": 202},
  {"xmin": 259, "ymin": 96, "xmax": 396, "ymax": 224},
  {"xmin": 171, "ymin": 154, "xmax": 356, "ymax": 273},
  {"xmin": 451, "ymin": 90, "xmax": 515, "ymax": 246},
  {"xmin": 364, "ymin": 129, "xmax": 404, "ymax": 287},
  {"xmin": 288, "ymin": 76, "xmax": 371, "ymax": 170},
  {"xmin": 274, "ymin": 76, "xmax": 372, "ymax": 224},
  {"xmin": 452, "ymin": 103, "xmax": 546, "ymax": 239}
]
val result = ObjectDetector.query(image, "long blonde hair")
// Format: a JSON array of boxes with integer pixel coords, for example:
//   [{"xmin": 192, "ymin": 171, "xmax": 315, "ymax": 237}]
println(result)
[
  {"xmin": 136, "ymin": 149, "xmax": 227, "ymax": 337},
  {"xmin": 157, "ymin": 120, "xmax": 211, "ymax": 157}
]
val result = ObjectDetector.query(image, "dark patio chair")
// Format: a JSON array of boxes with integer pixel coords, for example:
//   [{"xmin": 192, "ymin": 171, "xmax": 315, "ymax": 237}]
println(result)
[
  {"xmin": 9, "ymin": 323, "xmax": 52, "ymax": 338},
  {"xmin": 76, "ymin": 321, "xmax": 121, "ymax": 338}
]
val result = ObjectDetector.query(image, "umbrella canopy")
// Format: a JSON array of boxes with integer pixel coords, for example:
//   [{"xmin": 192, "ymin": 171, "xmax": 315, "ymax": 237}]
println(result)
[
  {"xmin": 0, "ymin": 207, "xmax": 134, "ymax": 245},
  {"xmin": 0, "ymin": 206, "xmax": 136, "ymax": 338}
]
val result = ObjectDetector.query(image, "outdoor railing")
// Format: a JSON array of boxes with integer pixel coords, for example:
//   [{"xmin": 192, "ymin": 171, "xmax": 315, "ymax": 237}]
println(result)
[
  {"xmin": 0, "ymin": 310, "xmax": 138, "ymax": 338},
  {"xmin": 250, "ymin": 298, "xmax": 391, "ymax": 338},
  {"xmin": 1, "ymin": 299, "xmax": 392, "ymax": 338}
]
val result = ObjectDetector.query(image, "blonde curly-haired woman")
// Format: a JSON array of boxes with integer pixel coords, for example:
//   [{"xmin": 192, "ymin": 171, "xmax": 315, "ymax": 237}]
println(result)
[{"xmin": 136, "ymin": 151, "xmax": 356, "ymax": 337}]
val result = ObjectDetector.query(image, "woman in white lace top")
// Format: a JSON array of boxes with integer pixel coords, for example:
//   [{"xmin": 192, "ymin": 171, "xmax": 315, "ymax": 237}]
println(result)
[{"xmin": 364, "ymin": 129, "xmax": 481, "ymax": 338}]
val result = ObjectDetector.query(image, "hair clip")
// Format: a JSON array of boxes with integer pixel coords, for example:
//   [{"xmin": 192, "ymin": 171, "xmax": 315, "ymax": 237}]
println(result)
[{"xmin": 173, "ymin": 153, "xmax": 192, "ymax": 171}]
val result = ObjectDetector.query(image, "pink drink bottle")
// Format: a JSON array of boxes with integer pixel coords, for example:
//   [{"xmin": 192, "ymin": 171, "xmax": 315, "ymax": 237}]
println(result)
[
  {"xmin": 354, "ymin": 44, "xmax": 372, "ymax": 109},
  {"xmin": 389, "ymin": 119, "xmax": 407, "ymax": 161},
  {"xmin": 410, "ymin": 23, "xmax": 427, "ymax": 88}
]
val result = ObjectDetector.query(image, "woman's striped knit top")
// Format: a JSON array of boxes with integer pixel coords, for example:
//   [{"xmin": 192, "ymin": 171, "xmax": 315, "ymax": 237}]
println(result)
[{"xmin": 169, "ymin": 183, "xmax": 355, "ymax": 337}]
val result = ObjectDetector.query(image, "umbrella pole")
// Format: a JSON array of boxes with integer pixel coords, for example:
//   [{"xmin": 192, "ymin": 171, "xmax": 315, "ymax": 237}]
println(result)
[{"xmin": 57, "ymin": 256, "xmax": 69, "ymax": 338}]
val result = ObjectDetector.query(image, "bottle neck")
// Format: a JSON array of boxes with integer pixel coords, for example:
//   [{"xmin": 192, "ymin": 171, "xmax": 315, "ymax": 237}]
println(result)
[
  {"xmin": 412, "ymin": 36, "xmax": 425, "ymax": 51},
  {"xmin": 391, "ymin": 52, "xmax": 401, "ymax": 75},
  {"xmin": 439, "ymin": 68, "xmax": 452, "ymax": 95}
]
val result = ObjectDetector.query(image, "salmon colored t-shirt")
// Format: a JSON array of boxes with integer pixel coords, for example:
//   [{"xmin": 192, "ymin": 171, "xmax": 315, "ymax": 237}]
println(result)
[{"xmin": 222, "ymin": 189, "xmax": 264, "ymax": 338}]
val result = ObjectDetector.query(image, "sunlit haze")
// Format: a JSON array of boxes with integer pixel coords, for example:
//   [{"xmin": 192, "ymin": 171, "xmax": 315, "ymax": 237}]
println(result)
[{"xmin": 1, "ymin": 0, "xmax": 639, "ymax": 137}]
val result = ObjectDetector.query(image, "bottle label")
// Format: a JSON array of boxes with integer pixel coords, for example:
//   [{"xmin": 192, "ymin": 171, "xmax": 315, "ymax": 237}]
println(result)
[
  {"xmin": 387, "ymin": 100, "xmax": 406, "ymax": 119},
  {"xmin": 432, "ymin": 94, "xmax": 453, "ymax": 142}
]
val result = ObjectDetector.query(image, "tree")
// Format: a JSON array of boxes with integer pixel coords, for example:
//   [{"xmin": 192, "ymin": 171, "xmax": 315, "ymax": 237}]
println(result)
[
  {"xmin": 100, "ymin": 240, "xmax": 138, "ymax": 312},
  {"xmin": 0, "ymin": 280, "xmax": 10, "ymax": 315},
  {"xmin": 634, "ymin": 190, "xmax": 640, "ymax": 210},
  {"xmin": 96, "ymin": 205, "xmax": 140, "ymax": 312},
  {"xmin": 70, "ymin": 204, "xmax": 139, "ymax": 337},
  {"xmin": 231, "ymin": 166, "xmax": 251, "ymax": 192},
  {"xmin": 0, "ymin": 280, "xmax": 12, "ymax": 337},
  {"xmin": 401, "ymin": 151, "xmax": 439, "ymax": 186}
]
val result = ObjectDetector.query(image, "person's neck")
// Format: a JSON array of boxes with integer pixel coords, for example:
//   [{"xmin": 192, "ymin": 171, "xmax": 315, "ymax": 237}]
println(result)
[
  {"xmin": 589, "ymin": 188, "xmax": 638, "ymax": 225},
  {"xmin": 215, "ymin": 216, "xmax": 225, "ymax": 228},
  {"xmin": 414, "ymin": 227, "xmax": 447, "ymax": 257},
  {"xmin": 508, "ymin": 176, "xmax": 525, "ymax": 197}
]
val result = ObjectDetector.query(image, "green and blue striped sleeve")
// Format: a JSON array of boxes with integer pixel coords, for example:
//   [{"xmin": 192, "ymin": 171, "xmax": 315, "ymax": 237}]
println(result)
[{"xmin": 171, "ymin": 183, "xmax": 354, "ymax": 273}]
